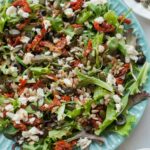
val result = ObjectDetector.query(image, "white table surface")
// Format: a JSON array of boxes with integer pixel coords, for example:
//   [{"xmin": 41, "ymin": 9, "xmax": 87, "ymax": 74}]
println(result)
[{"xmin": 118, "ymin": 15, "xmax": 150, "ymax": 150}]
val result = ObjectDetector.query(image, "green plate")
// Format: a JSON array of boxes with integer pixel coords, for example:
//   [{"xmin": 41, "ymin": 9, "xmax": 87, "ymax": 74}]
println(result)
[{"xmin": 0, "ymin": 0, "xmax": 150, "ymax": 149}]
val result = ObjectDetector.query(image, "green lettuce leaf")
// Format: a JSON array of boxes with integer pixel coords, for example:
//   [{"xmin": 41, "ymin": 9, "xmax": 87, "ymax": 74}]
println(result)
[
  {"xmin": 66, "ymin": 108, "xmax": 82, "ymax": 119},
  {"xmin": 3, "ymin": 125, "xmax": 18, "ymax": 139},
  {"xmin": 92, "ymin": 33, "xmax": 104, "ymax": 67},
  {"xmin": 48, "ymin": 127, "xmax": 71, "ymax": 141},
  {"xmin": 95, "ymin": 103, "xmax": 117, "ymax": 135},
  {"xmin": 104, "ymin": 10, "xmax": 119, "ymax": 26},
  {"xmin": 93, "ymin": 87, "xmax": 110, "ymax": 101},
  {"xmin": 51, "ymin": 16, "xmax": 63, "ymax": 31},
  {"xmin": 0, "ymin": 119, "xmax": 10, "ymax": 132},
  {"xmin": 87, "ymin": 3, "xmax": 108, "ymax": 17},
  {"xmin": 77, "ymin": 71, "xmax": 113, "ymax": 92},
  {"xmin": 76, "ymin": 10, "xmax": 93, "ymax": 24},
  {"xmin": 129, "ymin": 62, "xmax": 150, "ymax": 95},
  {"xmin": 30, "ymin": 67, "xmax": 51, "ymax": 76},
  {"xmin": 110, "ymin": 114, "xmax": 136, "ymax": 136},
  {"xmin": 0, "ymin": 95, "xmax": 5, "ymax": 105}
]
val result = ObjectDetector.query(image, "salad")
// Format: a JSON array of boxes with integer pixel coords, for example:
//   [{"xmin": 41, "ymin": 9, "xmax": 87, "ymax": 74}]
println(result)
[{"xmin": 0, "ymin": 0, "xmax": 150, "ymax": 150}]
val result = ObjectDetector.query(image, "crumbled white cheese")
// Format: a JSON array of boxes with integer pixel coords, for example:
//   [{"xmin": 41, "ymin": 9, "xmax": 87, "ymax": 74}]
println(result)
[
  {"xmin": 9, "ymin": 29, "xmax": 20, "ymax": 35},
  {"xmin": 32, "ymin": 0, "xmax": 39, "ymax": 4},
  {"xmin": 64, "ymin": 8, "xmax": 74, "ymax": 18},
  {"xmin": 38, "ymin": 98, "xmax": 44, "ymax": 107},
  {"xmin": 66, "ymin": 35, "xmax": 72, "ymax": 45},
  {"xmin": 106, "ymin": 73, "xmax": 116, "ymax": 85},
  {"xmin": 66, "ymin": 57, "xmax": 73, "ymax": 61},
  {"xmin": 58, "ymin": 59, "xmax": 64, "ymax": 65},
  {"xmin": 23, "ymin": 52, "xmax": 34, "ymax": 65},
  {"xmin": 12, "ymin": 108, "xmax": 28, "ymax": 124},
  {"xmin": 18, "ymin": 97, "xmax": 28, "ymax": 105},
  {"xmin": 28, "ymin": 96, "xmax": 38, "ymax": 102},
  {"xmin": 99, "ymin": 45, "xmax": 105, "ymax": 53},
  {"xmin": 20, "ymin": 36, "xmax": 30, "ymax": 44},
  {"xmin": 5, "ymin": 104, "xmax": 14, "ymax": 112},
  {"xmin": 44, "ymin": 51, "xmax": 51, "ymax": 55},
  {"xmin": 0, "ymin": 112, "xmax": 4, "ymax": 118},
  {"xmin": 63, "ymin": 78, "xmax": 73, "ymax": 87},
  {"xmin": 71, "ymin": 0, "xmax": 77, "ymax": 2},
  {"xmin": 126, "ymin": 45, "xmax": 139, "ymax": 62},
  {"xmin": 6, "ymin": 6, "xmax": 17, "ymax": 17},
  {"xmin": 43, "ymin": 19, "xmax": 51, "ymax": 30},
  {"xmin": 83, "ymin": 0, "xmax": 107, "ymax": 7},
  {"xmin": 37, "ymin": 88, "xmax": 44, "ymax": 98},
  {"xmin": 116, "ymin": 103, "xmax": 122, "ymax": 113},
  {"xmin": 94, "ymin": 17, "xmax": 104, "ymax": 24},
  {"xmin": 18, "ymin": 8, "xmax": 29, "ymax": 18},
  {"xmin": 53, "ymin": 38, "xmax": 59, "ymax": 43},
  {"xmin": 77, "ymin": 138, "xmax": 92, "ymax": 150},
  {"xmin": 29, "ymin": 117, "xmax": 36, "ymax": 124},
  {"xmin": 118, "ymin": 84, "xmax": 124, "ymax": 93},
  {"xmin": 52, "ymin": 52, "xmax": 61, "ymax": 58},
  {"xmin": 6, "ymin": 112, "xmax": 14, "ymax": 119},
  {"xmin": 29, "ymin": 127, "xmax": 43, "ymax": 135},
  {"xmin": 113, "ymin": 95, "xmax": 121, "ymax": 103},
  {"xmin": 116, "ymin": 33, "xmax": 122, "ymax": 40},
  {"xmin": 32, "ymin": 28, "xmax": 41, "ymax": 35},
  {"xmin": 8, "ymin": 66, "xmax": 18, "ymax": 77},
  {"xmin": 35, "ymin": 111, "xmax": 43, "ymax": 118},
  {"xmin": 30, "ymin": 135, "xmax": 39, "ymax": 142}
]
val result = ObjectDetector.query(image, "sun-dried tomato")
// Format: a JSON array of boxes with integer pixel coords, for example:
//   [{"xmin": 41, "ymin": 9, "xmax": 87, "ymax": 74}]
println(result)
[
  {"xmin": 61, "ymin": 95, "xmax": 71, "ymax": 102},
  {"xmin": 13, "ymin": 122, "xmax": 27, "ymax": 131},
  {"xmin": 33, "ymin": 80, "xmax": 44, "ymax": 89},
  {"xmin": 46, "ymin": 74, "xmax": 58, "ymax": 81},
  {"xmin": 70, "ymin": 140, "xmax": 77, "ymax": 147},
  {"xmin": 17, "ymin": 19, "xmax": 30, "ymax": 30},
  {"xmin": 18, "ymin": 87, "xmax": 25, "ymax": 96},
  {"xmin": 83, "ymin": 40, "xmax": 93, "ymax": 57},
  {"xmin": 54, "ymin": 140, "xmax": 72, "ymax": 150},
  {"xmin": 118, "ymin": 16, "xmax": 131, "ymax": 25},
  {"xmin": 116, "ymin": 78, "xmax": 124, "ymax": 85},
  {"xmin": 4, "ymin": 93, "xmax": 14, "ymax": 98},
  {"xmin": 13, "ymin": 0, "xmax": 31, "ymax": 13},
  {"xmin": 55, "ymin": 37, "xmax": 67, "ymax": 50},
  {"xmin": 71, "ymin": 60, "xmax": 81, "ymax": 67},
  {"xmin": 13, "ymin": 36, "xmax": 21, "ymax": 47},
  {"xmin": 117, "ymin": 63, "xmax": 130, "ymax": 77},
  {"xmin": 19, "ymin": 79, "xmax": 27, "ymax": 89},
  {"xmin": 93, "ymin": 21, "xmax": 115, "ymax": 33},
  {"xmin": 70, "ymin": 0, "xmax": 84, "ymax": 10},
  {"xmin": 40, "ymin": 98, "xmax": 61, "ymax": 111},
  {"xmin": 27, "ymin": 28, "xmax": 46, "ymax": 51},
  {"xmin": 71, "ymin": 24, "xmax": 83, "ymax": 28}
]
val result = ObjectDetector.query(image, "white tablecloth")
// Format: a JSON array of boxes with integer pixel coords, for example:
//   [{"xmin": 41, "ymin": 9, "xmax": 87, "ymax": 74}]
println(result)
[{"xmin": 119, "ymin": 15, "xmax": 150, "ymax": 150}]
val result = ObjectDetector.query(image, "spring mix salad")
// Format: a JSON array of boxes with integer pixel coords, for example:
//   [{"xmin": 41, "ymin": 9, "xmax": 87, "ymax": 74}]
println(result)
[{"xmin": 0, "ymin": 0, "xmax": 150, "ymax": 149}]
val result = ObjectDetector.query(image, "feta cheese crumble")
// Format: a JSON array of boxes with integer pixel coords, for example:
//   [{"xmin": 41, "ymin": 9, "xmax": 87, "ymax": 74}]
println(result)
[
  {"xmin": 77, "ymin": 138, "xmax": 92, "ymax": 150},
  {"xmin": 126, "ymin": 45, "xmax": 139, "ymax": 62},
  {"xmin": 23, "ymin": 52, "xmax": 34, "ymax": 65},
  {"xmin": 63, "ymin": 78, "xmax": 73, "ymax": 87},
  {"xmin": 94, "ymin": 17, "xmax": 104, "ymax": 24},
  {"xmin": 20, "ymin": 36, "xmax": 30, "ymax": 44},
  {"xmin": 64, "ymin": 8, "xmax": 74, "ymax": 18},
  {"xmin": 18, "ymin": 9, "xmax": 29, "ymax": 18},
  {"xmin": 43, "ymin": 19, "xmax": 51, "ymax": 30},
  {"xmin": 6, "ymin": 6, "xmax": 17, "ymax": 17},
  {"xmin": 5, "ymin": 104, "xmax": 14, "ymax": 112}
]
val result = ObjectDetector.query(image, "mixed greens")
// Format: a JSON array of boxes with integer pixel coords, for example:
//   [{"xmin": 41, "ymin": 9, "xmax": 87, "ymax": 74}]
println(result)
[{"xmin": 0, "ymin": 0, "xmax": 150, "ymax": 150}]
